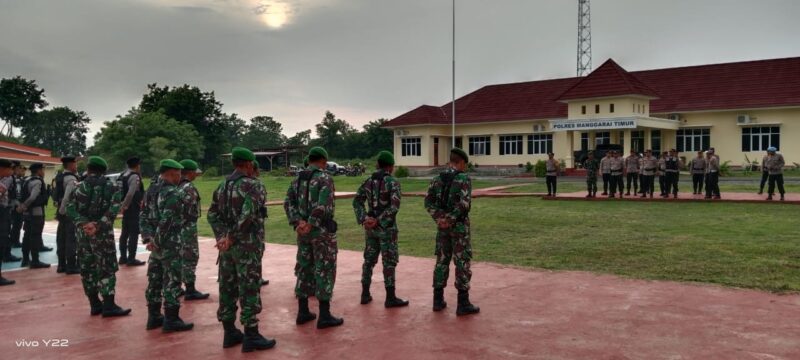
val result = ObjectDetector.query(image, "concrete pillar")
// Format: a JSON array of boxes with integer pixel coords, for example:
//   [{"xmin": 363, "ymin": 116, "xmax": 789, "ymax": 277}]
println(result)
[
  {"xmin": 554, "ymin": 131, "xmax": 573, "ymax": 167},
  {"xmin": 624, "ymin": 130, "xmax": 632, "ymax": 152},
  {"xmin": 644, "ymin": 128, "xmax": 652, "ymax": 150}
]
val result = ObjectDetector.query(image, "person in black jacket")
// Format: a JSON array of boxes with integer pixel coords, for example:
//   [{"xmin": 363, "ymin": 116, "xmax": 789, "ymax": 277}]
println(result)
[{"xmin": 117, "ymin": 157, "xmax": 145, "ymax": 266}]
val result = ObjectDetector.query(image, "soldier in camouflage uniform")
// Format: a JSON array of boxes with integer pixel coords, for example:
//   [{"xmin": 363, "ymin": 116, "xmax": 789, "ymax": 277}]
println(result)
[
  {"xmin": 352, "ymin": 151, "xmax": 409, "ymax": 308},
  {"xmin": 252, "ymin": 161, "xmax": 270, "ymax": 287},
  {"xmin": 425, "ymin": 148, "xmax": 480, "ymax": 316},
  {"xmin": 584, "ymin": 151, "xmax": 599, "ymax": 198},
  {"xmin": 66, "ymin": 156, "xmax": 131, "ymax": 317},
  {"xmin": 208, "ymin": 147, "xmax": 275, "ymax": 352},
  {"xmin": 178, "ymin": 159, "xmax": 210, "ymax": 300},
  {"xmin": 284, "ymin": 146, "xmax": 344, "ymax": 329}
]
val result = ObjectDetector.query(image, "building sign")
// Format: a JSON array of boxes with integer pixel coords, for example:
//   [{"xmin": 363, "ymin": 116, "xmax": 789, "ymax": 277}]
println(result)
[{"xmin": 550, "ymin": 118, "xmax": 637, "ymax": 131}]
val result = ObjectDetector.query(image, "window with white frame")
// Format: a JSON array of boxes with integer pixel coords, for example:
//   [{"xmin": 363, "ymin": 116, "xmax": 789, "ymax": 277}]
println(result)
[
  {"xmin": 400, "ymin": 137, "xmax": 421, "ymax": 157},
  {"xmin": 742, "ymin": 126, "xmax": 780, "ymax": 152},
  {"xmin": 528, "ymin": 134, "xmax": 553, "ymax": 154},
  {"xmin": 595, "ymin": 131, "xmax": 610, "ymax": 146},
  {"xmin": 677, "ymin": 128, "xmax": 710, "ymax": 152},
  {"xmin": 499, "ymin": 135, "xmax": 524, "ymax": 155},
  {"xmin": 468, "ymin": 136, "xmax": 491, "ymax": 156}
]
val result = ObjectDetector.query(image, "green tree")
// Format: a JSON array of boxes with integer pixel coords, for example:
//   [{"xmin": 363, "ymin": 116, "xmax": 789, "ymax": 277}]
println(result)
[
  {"xmin": 287, "ymin": 129, "xmax": 311, "ymax": 146},
  {"xmin": 314, "ymin": 111, "xmax": 355, "ymax": 156},
  {"xmin": 241, "ymin": 116, "xmax": 287, "ymax": 150},
  {"xmin": 92, "ymin": 111, "xmax": 204, "ymax": 174},
  {"xmin": 0, "ymin": 76, "xmax": 48, "ymax": 137},
  {"xmin": 22, "ymin": 107, "xmax": 90, "ymax": 156},
  {"xmin": 361, "ymin": 118, "xmax": 393, "ymax": 155}
]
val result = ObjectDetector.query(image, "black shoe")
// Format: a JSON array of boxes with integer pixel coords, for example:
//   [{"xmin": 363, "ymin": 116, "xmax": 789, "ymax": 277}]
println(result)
[
  {"xmin": 146, "ymin": 303, "xmax": 164, "ymax": 330},
  {"xmin": 260, "ymin": 278, "xmax": 269, "ymax": 287},
  {"xmin": 758, "ymin": 191, "xmax": 763, "ymax": 195},
  {"xmin": 223, "ymin": 321, "xmax": 244, "ymax": 348},
  {"xmin": 781, "ymin": 195, "xmax": 785, "ymax": 201},
  {"xmin": 640, "ymin": 195, "xmax": 646, "ymax": 198},
  {"xmin": 29, "ymin": 261, "xmax": 51, "ymax": 269},
  {"xmin": 118, "ymin": 256, "xmax": 127, "ymax": 265},
  {"xmin": 360, "ymin": 283, "xmax": 372, "ymax": 305},
  {"xmin": 384, "ymin": 287, "xmax": 409, "ymax": 308},
  {"xmin": 296, "ymin": 297, "xmax": 317, "ymax": 325},
  {"xmin": 184, "ymin": 283, "xmax": 210, "ymax": 301},
  {"xmin": 673, "ymin": 194, "xmax": 678, "ymax": 199},
  {"xmin": 101, "ymin": 295, "xmax": 132, "ymax": 317},
  {"xmin": 88, "ymin": 293, "xmax": 103, "ymax": 316},
  {"xmin": 65, "ymin": 267, "xmax": 81, "ymax": 275},
  {"xmin": 433, "ymin": 288, "xmax": 447, "ymax": 312},
  {"xmin": 767, "ymin": 195, "xmax": 773, "ymax": 201},
  {"xmin": 241, "ymin": 326, "xmax": 276, "ymax": 353},
  {"xmin": 162, "ymin": 306, "xmax": 193, "ymax": 333},
  {"xmin": 57, "ymin": 266, "xmax": 65, "ymax": 273},
  {"xmin": 601, "ymin": 192, "xmax": 607, "ymax": 195},
  {"xmin": 456, "ymin": 289, "xmax": 480, "ymax": 316},
  {"xmin": 3, "ymin": 254, "xmax": 21, "ymax": 262},
  {"xmin": 11, "ymin": 242, "xmax": 21, "ymax": 248},
  {"xmin": 39, "ymin": 246, "xmax": 53, "ymax": 252},
  {"xmin": 126, "ymin": 258, "xmax": 145, "ymax": 266},
  {"xmin": 625, "ymin": 192, "xmax": 630, "ymax": 196},
  {"xmin": 178, "ymin": 288, "xmax": 185, "ymax": 297},
  {"xmin": 316, "ymin": 301, "xmax": 343, "ymax": 329},
  {"xmin": 0, "ymin": 277, "xmax": 15, "ymax": 286},
  {"xmin": 20, "ymin": 258, "xmax": 29, "ymax": 267}
]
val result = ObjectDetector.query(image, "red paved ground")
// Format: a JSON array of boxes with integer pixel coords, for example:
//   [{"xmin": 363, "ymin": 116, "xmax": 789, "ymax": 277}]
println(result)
[
  {"xmin": 544, "ymin": 191, "xmax": 800, "ymax": 205},
  {"xmin": 1, "ymin": 222, "xmax": 799, "ymax": 359}
]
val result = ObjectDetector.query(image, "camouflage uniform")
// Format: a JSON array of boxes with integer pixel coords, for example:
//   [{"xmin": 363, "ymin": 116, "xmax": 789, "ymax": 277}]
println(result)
[
  {"xmin": 207, "ymin": 169, "xmax": 266, "ymax": 328},
  {"xmin": 353, "ymin": 170, "xmax": 401, "ymax": 288},
  {"xmin": 424, "ymin": 168, "xmax": 472, "ymax": 291},
  {"xmin": 584, "ymin": 158, "xmax": 600, "ymax": 195},
  {"xmin": 66, "ymin": 174, "xmax": 122, "ymax": 298},
  {"xmin": 284, "ymin": 164, "xmax": 338, "ymax": 301},
  {"xmin": 144, "ymin": 182, "xmax": 185, "ymax": 308},
  {"xmin": 179, "ymin": 178, "xmax": 201, "ymax": 284}
]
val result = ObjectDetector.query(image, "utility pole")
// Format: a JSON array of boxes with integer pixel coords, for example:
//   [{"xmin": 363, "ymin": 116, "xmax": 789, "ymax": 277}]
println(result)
[
  {"xmin": 577, "ymin": 0, "xmax": 592, "ymax": 76},
  {"xmin": 451, "ymin": 0, "xmax": 456, "ymax": 145}
]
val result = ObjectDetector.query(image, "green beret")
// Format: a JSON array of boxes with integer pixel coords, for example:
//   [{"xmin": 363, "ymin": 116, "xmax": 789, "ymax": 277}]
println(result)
[
  {"xmin": 179, "ymin": 159, "xmax": 200, "ymax": 171},
  {"xmin": 159, "ymin": 159, "xmax": 184, "ymax": 170},
  {"xmin": 231, "ymin": 147, "xmax": 255, "ymax": 161},
  {"xmin": 377, "ymin": 151, "xmax": 395, "ymax": 166},
  {"xmin": 88, "ymin": 156, "xmax": 108, "ymax": 170},
  {"xmin": 451, "ymin": 147, "xmax": 469, "ymax": 163},
  {"xmin": 308, "ymin": 146, "xmax": 328, "ymax": 160},
  {"xmin": 303, "ymin": 156, "xmax": 309, "ymax": 167},
  {"xmin": 252, "ymin": 160, "xmax": 259, "ymax": 170}
]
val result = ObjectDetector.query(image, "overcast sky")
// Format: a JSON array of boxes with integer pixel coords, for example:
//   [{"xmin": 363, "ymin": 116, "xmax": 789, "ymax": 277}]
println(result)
[{"xmin": 2, "ymin": 0, "xmax": 799, "ymax": 142}]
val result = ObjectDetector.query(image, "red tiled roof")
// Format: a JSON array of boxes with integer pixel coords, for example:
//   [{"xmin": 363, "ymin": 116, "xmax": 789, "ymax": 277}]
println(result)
[
  {"xmin": 385, "ymin": 56, "xmax": 800, "ymax": 127},
  {"xmin": 0, "ymin": 140, "xmax": 51, "ymax": 156},
  {"xmin": 557, "ymin": 59, "xmax": 659, "ymax": 101},
  {"xmin": 0, "ymin": 151, "xmax": 60, "ymax": 164}
]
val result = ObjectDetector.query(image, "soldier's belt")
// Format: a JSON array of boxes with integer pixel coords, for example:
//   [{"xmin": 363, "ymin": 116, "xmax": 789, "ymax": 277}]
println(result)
[
  {"xmin": 666, "ymin": 170, "xmax": 679, "ymax": 173},
  {"xmin": 644, "ymin": 168, "xmax": 656, "ymax": 171}
]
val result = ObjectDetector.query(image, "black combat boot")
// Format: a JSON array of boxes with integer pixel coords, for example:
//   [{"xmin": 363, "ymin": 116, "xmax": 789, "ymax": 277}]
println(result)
[
  {"xmin": 0, "ymin": 267, "xmax": 14, "ymax": 286},
  {"xmin": 384, "ymin": 287, "xmax": 409, "ymax": 308},
  {"xmin": 781, "ymin": 194, "xmax": 785, "ymax": 201},
  {"xmin": 241, "ymin": 325, "xmax": 276, "ymax": 353},
  {"xmin": 88, "ymin": 293, "xmax": 102, "ymax": 315},
  {"xmin": 162, "ymin": 305, "xmax": 193, "ymax": 333},
  {"xmin": 360, "ymin": 283, "xmax": 372, "ymax": 305},
  {"xmin": 433, "ymin": 288, "xmax": 447, "ymax": 312},
  {"xmin": 456, "ymin": 289, "xmax": 480, "ymax": 316},
  {"xmin": 316, "ymin": 301, "xmax": 344, "ymax": 329},
  {"xmin": 65, "ymin": 266, "xmax": 81, "ymax": 275},
  {"xmin": 295, "ymin": 297, "xmax": 317, "ymax": 325},
  {"xmin": 101, "ymin": 294, "xmax": 132, "ymax": 317},
  {"xmin": 260, "ymin": 278, "xmax": 269, "ymax": 287},
  {"xmin": 126, "ymin": 258, "xmax": 145, "ymax": 266},
  {"xmin": 20, "ymin": 257, "xmax": 29, "ymax": 267},
  {"xmin": 222, "ymin": 320, "xmax": 244, "ymax": 348},
  {"xmin": 146, "ymin": 303, "xmax": 164, "ymax": 330},
  {"xmin": 184, "ymin": 283, "xmax": 210, "ymax": 301},
  {"xmin": 767, "ymin": 194, "xmax": 773, "ymax": 201}
]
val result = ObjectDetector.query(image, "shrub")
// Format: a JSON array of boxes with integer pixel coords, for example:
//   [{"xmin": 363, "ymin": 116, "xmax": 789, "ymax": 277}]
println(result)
[
  {"xmin": 534, "ymin": 160, "xmax": 547, "ymax": 177},
  {"xmin": 395, "ymin": 166, "xmax": 410, "ymax": 178},
  {"xmin": 202, "ymin": 166, "xmax": 219, "ymax": 177},
  {"xmin": 719, "ymin": 160, "xmax": 732, "ymax": 177},
  {"xmin": 525, "ymin": 161, "xmax": 534, "ymax": 173}
]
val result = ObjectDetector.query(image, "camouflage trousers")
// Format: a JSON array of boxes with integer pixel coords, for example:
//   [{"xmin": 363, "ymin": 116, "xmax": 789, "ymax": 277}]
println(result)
[
  {"xmin": 586, "ymin": 176, "xmax": 598, "ymax": 193},
  {"xmin": 295, "ymin": 231, "xmax": 338, "ymax": 301},
  {"xmin": 217, "ymin": 242, "xmax": 264, "ymax": 328},
  {"xmin": 361, "ymin": 229, "xmax": 399, "ymax": 288},
  {"xmin": 433, "ymin": 227, "xmax": 472, "ymax": 291},
  {"xmin": 181, "ymin": 222, "xmax": 199, "ymax": 285},
  {"xmin": 145, "ymin": 246, "xmax": 183, "ymax": 308},
  {"xmin": 77, "ymin": 226, "xmax": 119, "ymax": 297}
]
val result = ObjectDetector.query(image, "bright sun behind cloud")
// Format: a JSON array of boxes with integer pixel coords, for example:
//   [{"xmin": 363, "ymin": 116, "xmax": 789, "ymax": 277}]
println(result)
[{"xmin": 255, "ymin": 1, "xmax": 292, "ymax": 29}]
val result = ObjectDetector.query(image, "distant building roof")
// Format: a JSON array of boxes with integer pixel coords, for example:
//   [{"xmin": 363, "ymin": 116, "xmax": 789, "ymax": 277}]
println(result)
[
  {"xmin": 0, "ymin": 151, "xmax": 60, "ymax": 164},
  {"xmin": 0, "ymin": 140, "xmax": 52, "ymax": 156},
  {"xmin": 385, "ymin": 56, "xmax": 800, "ymax": 127}
]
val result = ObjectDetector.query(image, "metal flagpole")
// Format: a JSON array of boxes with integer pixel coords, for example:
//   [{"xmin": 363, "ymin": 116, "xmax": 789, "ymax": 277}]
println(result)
[{"xmin": 451, "ymin": 0, "xmax": 456, "ymax": 146}]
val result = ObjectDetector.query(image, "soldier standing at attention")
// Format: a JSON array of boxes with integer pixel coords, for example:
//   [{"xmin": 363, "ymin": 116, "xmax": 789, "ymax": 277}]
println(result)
[
  {"xmin": 545, "ymin": 152, "xmax": 559, "ymax": 197},
  {"xmin": 640, "ymin": 150, "xmax": 658, "ymax": 199},
  {"xmin": 704, "ymin": 151, "xmax": 721, "ymax": 200},
  {"xmin": 425, "ymin": 148, "xmax": 480, "ymax": 316},
  {"xmin": 117, "ymin": 157, "xmax": 146, "ymax": 266},
  {"xmin": 764, "ymin": 147, "xmax": 785, "ymax": 201},
  {"xmin": 624, "ymin": 149, "xmax": 640, "ymax": 196},
  {"xmin": 251, "ymin": 161, "xmax": 270, "ymax": 287},
  {"xmin": 177, "ymin": 159, "xmax": 209, "ymax": 300},
  {"xmin": 144, "ymin": 159, "xmax": 194, "ymax": 333},
  {"xmin": 18, "ymin": 163, "xmax": 50, "ymax": 268},
  {"xmin": 583, "ymin": 152, "xmax": 599, "ymax": 198},
  {"xmin": 208, "ymin": 147, "xmax": 276, "ymax": 351},
  {"xmin": 688, "ymin": 151, "xmax": 706, "ymax": 195},
  {"xmin": 284, "ymin": 146, "xmax": 344, "ymax": 329},
  {"xmin": 353, "ymin": 151, "xmax": 409, "ymax": 308},
  {"xmin": 66, "ymin": 156, "xmax": 131, "ymax": 317},
  {"xmin": 657, "ymin": 151, "xmax": 668, "ymax": 197},
  {"xmin": 664, "ymin": 149, "xmax": 683, "ymax": 199},
  {"xmin": 758, "ymin": 152, "xmax": 770, "ymax": 195},
  {"xmin": 607, "ymin": 151, "xmax": 624, "ymax": 198},
  {"xmin": 56, "ymin": 156, "xmax": 80, "ymax": 274},
  {"xmin": 600, "ymin": 152, "xmax": 611, "ymax": 196},
  {"xmin": 0, "ymin": 159, "xmax": 16, "ymax": 285}
]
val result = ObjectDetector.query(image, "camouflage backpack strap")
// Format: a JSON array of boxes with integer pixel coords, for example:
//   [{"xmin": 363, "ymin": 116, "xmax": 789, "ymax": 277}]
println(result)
[
  {"xmin": 297, "ymin": 168, "xmax": 320, "ymax": 218},
  {"xmin": 223, "ymin": 172, "xmax": 248, "ymax": 225},
  {"xmin": 439, "ymin": 170, "xmax": 462, "ymax": 210},
  {"xmin": 369, "ymin": 170, "xmax": 387, "ymax": 216}
]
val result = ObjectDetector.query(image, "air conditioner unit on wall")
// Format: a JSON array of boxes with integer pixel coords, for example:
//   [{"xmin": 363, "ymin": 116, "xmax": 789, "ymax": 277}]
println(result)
[
  {"xmin": 533, "ymin": 124, "xmax": 545, "ymax": 132},
  {"xmin": 396, "ymin": 129, "xmax": 408, "ymax": 136},
  {"xmin": 668, "ymin": 113, "xmax": 681, "ymax": 121},
  {"xmin": 737, "ymin": 115, "xmax": 751, "ymax": 124}
]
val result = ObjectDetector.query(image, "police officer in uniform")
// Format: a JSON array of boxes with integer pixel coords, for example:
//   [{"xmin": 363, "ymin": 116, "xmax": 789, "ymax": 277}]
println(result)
[
  {"xmin": 55, "ymin": 156, "xmax": 80, "ymax": 274},
  {"xmin": 545, "ymin": 152, "xmax": 559, "ymax": 197},
  {"xmin": 0, "ymin": 159, "xmax": 17, "ymax": 285},
  {"xmin": 608, "ymin": 151, "xmax": 624, "ymax": 198},
  {"xmin": 18, "ymin": 163, "xmax": 50, "ymax": 269},
  {"xmin": 600, "ymin": 152, "xmax": 611, "ymax": 195},
  {"xmin": 688, "ymin": 151, "xmax": 706, "ymax": 195},
  {"xmin": 117, "ymin": 157, "xmax": 145, "ymax": 266},
  {"xmin": 764, "ymin": 147, "xmax": 785, "ymax": 201},
  {"xmin": 705, "ymin": 151, "xmax": 721, "ymax": 199},
  {"xmin": 640, "ymin": 150, "xmax": 658, "ymax": 198},
  {"xmin": 9, "ymin": 162, "xmax": 26, "ymax": 250},
  {"xmin": 758, "ymin": 152, "xmax": 770, "ymax": 195},
  {"xmin": 663, "ymin": 149, "xmax": 683, "ymax": 198},
  {"xmin": 624, "ymin": 149, "xmax": 640, "ymax": 196}
]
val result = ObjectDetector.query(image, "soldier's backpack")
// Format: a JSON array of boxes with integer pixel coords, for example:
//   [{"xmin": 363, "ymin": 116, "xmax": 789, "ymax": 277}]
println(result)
[
  {"xmin": 75, "ymin": 175, "xmax": 111, "ymax": 219},
  {"xmin": 143, "ymin": 176, "xmax": 163, "ymax": 217},
  {"xmin": 52, "ymin": 171, "xmax": 74, "ymax": 207},
  {"xmin": 21, "ymin": 176, "xmax": 49, "ymax": 208},
  {"xmin": 218, "ymin": 172, "xmax": 248, "ymax": 227},
  {"xmin": 295, "ymin": 168, "xmax": 337, "ymax": 233},
  {"xmin": 117, "ymin": 171, "xmax": 144, "ymax": 209},
  {"xmin": 437, "ymin": 170, "xmax": 463, "ymax": 211},
  {"xmin": 367, "ymin": 170, "xmax": 387, "ymax": 217}
]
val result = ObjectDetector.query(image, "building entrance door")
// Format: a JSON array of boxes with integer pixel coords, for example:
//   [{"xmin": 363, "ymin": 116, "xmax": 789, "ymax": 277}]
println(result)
[{"xmin": 433, "ymin": 137, "xmax": 440, "ymax": 166}]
